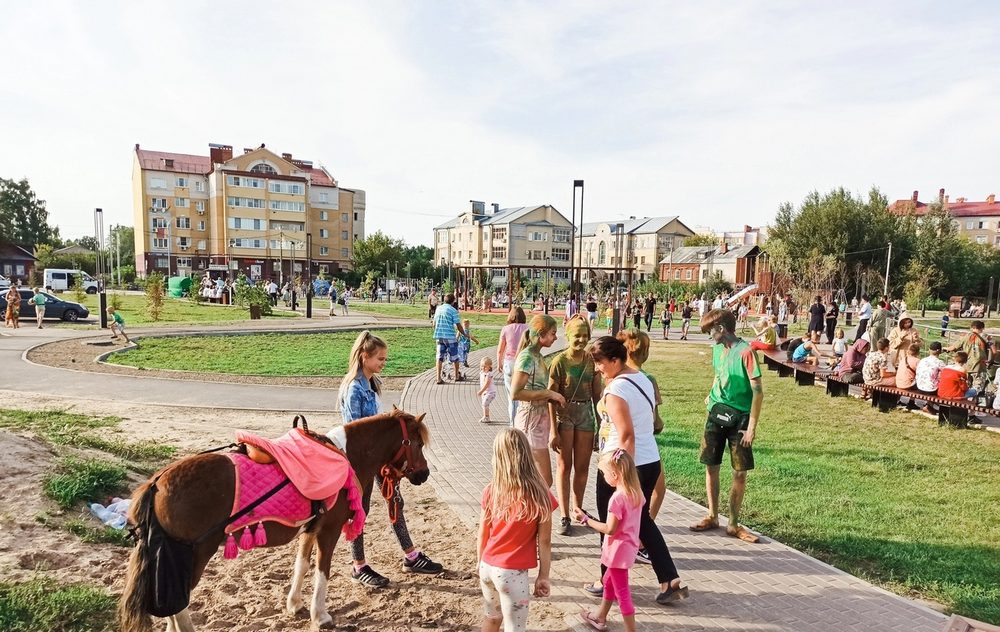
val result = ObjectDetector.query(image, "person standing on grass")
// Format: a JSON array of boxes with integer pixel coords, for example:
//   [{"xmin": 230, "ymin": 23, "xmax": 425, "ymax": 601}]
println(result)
[
  {"xmin": 680, "ymin": 302, "xmax": 692, "ymax": 340},
  {"xmin": 586, "ymin": 335, "xmax": 687, "ymax": 605},
  {"xmin": 856, "ymin": 295, "xmax": 872, "ymax": 340},
  {"xmin": 547, "ymin": 315, "xmax": 601, "ymax": 536},
  {"xmin": 335, "ymin": 330, "xmax": 443, "ymax": 588},
  {"xmin": 433, "ymin": 293, "xmax": 468, "ymax": 384},
  {"xmin": 428, "ymin": 289, "xmax": 439, "ymax": 320},
  {"xmin": 31, "ymin": 288, "xmax": 47, "ymax": 329},
  {"xmin": 824, "ymin": 297, "xmax": 839, "ymax": 344},
  {"xmin": 477, "ymin": 429, "xmax": 555, "ymax": 632},
  {"xmin": 643, "ymin": 293, "xmax": 656, "ymax": 333},
  {"xmin": 497, "ymin": 307, "xmax": 529, "ymax": 425},
  {"xmin": 511, "ymin": 314, "xmax": 565, "ymax": 487},
  {"xmin": 266, "ymin": 279, "xmax": 278, "ymax": 306},
  {"xmin": 690, "ymin": 309, "xmax": 763, "ymax": 544},
  {"xmin": 660, "ymin": 304, "xmax": 672, "ymax": 340}
]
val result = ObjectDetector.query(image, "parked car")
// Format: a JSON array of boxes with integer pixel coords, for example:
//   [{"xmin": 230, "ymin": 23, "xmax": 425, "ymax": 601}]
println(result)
[
  {"xmin": 0, "ymin": 289, "xmax": 90, "ymax": 321},
  {"xmin": 0, "ymin": 275, "xmax": 10, "ymax": 290},
  {"xmin": 44, "ymin": 268, "xmax": 100, "ymax": 294}
]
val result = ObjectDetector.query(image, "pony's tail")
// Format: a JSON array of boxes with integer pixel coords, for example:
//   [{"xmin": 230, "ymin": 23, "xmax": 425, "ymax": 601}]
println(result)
[{"xmin": 118, "ymin": 481, "xmax": 156, "ymax": 632}]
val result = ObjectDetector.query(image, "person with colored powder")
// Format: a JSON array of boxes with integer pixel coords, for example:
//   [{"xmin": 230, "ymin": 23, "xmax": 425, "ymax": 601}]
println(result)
[{"xmin": 547, "ymin": 314, "xmax": 603, "ymax": 536}]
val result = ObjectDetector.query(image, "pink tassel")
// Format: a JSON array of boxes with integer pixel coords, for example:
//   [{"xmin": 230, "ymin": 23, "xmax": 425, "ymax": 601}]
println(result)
[
  {"xmin": 254, "ymin": 522, "xmax": 267, "ymax": 546},
  {"xmin": 238, "ymin": 526, "xmax": 254, "ymax": 550},
  {"xmin": 223, "ymin": 533, "xmax": 238, "ymax": 559},
  {"xmin": 342, "ymin": 470, "xmax": 368, "ymax": 541}
]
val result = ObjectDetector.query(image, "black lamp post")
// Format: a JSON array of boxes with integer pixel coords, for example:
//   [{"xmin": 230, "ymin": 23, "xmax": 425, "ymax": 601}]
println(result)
[
  {"xmin": 573, "ymin": 180, "xmax": 584, "ymax": 298},
  {"xmin": 306, "ymin": 232, "xmax": 313, "ymax": 318},
  {"xmin": 94, "ymin": 208, "xmax": 108, "ymax": 329}
]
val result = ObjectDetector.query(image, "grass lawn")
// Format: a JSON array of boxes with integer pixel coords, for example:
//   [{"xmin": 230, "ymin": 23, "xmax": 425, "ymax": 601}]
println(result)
[
  {"xmin": 55, "ymin": 292, "xmax": 299, "ymax": 326},
  {"xmin": 107, "ymin": 327, "xmax": 500, "ymax": 376},
  {"xmin": 350, "ymin": 301, "xmax": 513, "ymax": 326},
  {"xmin": 647, "ymin": 343, "xmax": 1000, "ymax": 624}
]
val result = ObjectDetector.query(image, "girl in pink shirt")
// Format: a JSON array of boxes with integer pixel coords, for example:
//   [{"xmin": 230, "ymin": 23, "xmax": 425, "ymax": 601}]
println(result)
[{"xmin": 575, "ymin": 449, "xmax": 643, "ymax": 632}]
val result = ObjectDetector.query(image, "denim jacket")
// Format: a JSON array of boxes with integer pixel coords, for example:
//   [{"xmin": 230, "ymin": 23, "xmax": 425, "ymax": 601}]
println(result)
[{"xmin": 341, "ymin": 373, "xmax": 381, "ymax": 423}]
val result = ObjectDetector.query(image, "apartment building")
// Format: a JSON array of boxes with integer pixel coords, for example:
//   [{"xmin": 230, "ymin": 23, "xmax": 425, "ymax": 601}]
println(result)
[
  {"xmin": 433, "ymin": 202, "xmax": 573, "ymax": 285},
  {"xmin": 890, "ymin": 189, "xmax": 1000, "ymax": 247},
  {"xmin": 579, "ymin": 217, "xmax": 695, "ymax": 282},
  {"xmin": 132, "ymin": 143, "xmax": 365, "ymax": 279}
]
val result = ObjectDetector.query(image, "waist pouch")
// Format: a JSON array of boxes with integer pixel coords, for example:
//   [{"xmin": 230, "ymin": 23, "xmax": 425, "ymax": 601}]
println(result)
[{"xmin": 708, "ymin": 402, "xmax": 750, "ymax": 429}]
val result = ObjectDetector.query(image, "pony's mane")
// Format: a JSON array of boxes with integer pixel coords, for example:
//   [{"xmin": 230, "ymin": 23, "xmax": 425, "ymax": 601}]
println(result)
[{"xmin": 345, "ymin": 408, "xmax": 430, "ymax": 445}]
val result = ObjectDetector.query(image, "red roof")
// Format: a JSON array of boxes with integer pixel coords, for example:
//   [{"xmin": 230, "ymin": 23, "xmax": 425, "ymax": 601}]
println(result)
[
  {"xmin": 890, "ymin": 197, "xmax": 1000, "ymax": 218},
  {"xmin": 306, "ymin": 166, "xmax": 336, "ymax": 187},
  {"xmin": 135, "ymin": 149, "xmax": 212, "ymax": 175}
]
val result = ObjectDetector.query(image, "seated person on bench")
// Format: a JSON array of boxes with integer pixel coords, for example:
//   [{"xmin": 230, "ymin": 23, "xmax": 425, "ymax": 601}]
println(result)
[
  {"xmin": 862, "ymin": 338, "xmax": 895, "ymax": 387},
  {"xmin": 750, "ymin": 315, "xmax": 778, "ymax": 351},
  {"xmin": 895, "ymin": 344, "xmax": 921, "ymax": 390},
  {"xmin": 833, "ymin": 339, "xmax": 869, "ymax": 384},
  {"xmin": 790, "ymin": 333, "xmax": 821, "ymax": 366},
  {"xmin": 938, "ymin": 351, "xmax": 976, "ymax": 400}
]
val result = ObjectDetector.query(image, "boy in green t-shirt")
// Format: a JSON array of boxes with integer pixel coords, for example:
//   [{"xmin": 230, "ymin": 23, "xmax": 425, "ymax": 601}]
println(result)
[
  {"xmin": 690, "ymin": 308, "xmax": 763, "ymax": 543},
  {"xmin": 107, "ymin": 306, "xmax": 133, "ymax": 345}
]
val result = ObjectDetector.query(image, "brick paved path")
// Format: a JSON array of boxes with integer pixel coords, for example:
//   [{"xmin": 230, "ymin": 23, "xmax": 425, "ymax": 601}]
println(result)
[{"xmin": 401, "ymin": 342, "xmax": 947, "ymax": 632}]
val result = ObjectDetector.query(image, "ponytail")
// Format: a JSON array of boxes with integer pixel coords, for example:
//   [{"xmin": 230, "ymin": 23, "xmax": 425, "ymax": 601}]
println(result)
[
  {"xmin": 517, "ymin": 314, "xmax": 557, "ymax": 354},
  {"xmin": 337, "ymin": 330, "xmax": 387, "ymax": 409}
]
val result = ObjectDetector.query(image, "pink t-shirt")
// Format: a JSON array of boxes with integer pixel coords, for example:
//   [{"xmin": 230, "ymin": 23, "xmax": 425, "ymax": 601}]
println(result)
[
  {"xmin": 601, "ymin": 490, "xmax": 642, "ymax": 569},
  {"xmin": 500, "ymin": 323, "xmax": 529, "ymax": 363}
]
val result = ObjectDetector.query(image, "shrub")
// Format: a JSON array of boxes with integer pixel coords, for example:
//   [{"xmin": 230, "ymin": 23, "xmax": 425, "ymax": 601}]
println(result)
[
  {"xmin": 144, "ymin": 272, "xmax": 164, "ymax": 321},
  {"xmin": 233, "ymin": 275, "xmax": 272, "ymax": 316}
]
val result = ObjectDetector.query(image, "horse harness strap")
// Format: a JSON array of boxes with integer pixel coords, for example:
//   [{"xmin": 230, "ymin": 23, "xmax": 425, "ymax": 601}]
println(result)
[
  {"xmin": 379, "ymin": 415, "xmax": 415, "ymax": 525},
  {"xmin": 194, "ymin": 477, "xmax": 292, "ymax": 545}
]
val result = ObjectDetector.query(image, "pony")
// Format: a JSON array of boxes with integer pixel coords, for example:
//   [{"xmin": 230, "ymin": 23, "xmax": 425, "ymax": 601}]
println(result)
[{"xmin": 119, "ymin": 408, "xmax": 430, "ymax": 632}]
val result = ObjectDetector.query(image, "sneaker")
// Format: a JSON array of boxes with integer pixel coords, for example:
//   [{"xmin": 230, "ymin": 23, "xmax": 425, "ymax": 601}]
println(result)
[
  {"xmin": 655, "ymin": 583, "xmax": 689, "ymax": 604},
  {"xmin": 635, "ymin": 548, "xmax": 651, "ymax": 564},
  {"xmin": 351, "ymin": 564, "xmax": 390, "ymax": 588},
  {"xmin": 559, "ymin": 517, "xmax": 572, "ymax": 536},
  {"xmin": 402, "ymin": 552, "xmax": 443, "ymax": 574}
]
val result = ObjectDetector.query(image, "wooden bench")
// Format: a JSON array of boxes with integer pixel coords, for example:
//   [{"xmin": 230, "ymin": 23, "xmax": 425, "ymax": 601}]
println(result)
[
  {"xmin": 825, "ymin": 373, "xmax": 855, "ymax": 397},
  {"xmin": 867, "ymin": 383, "xmax": 996, "ymax": 428},
  {"xmin": 760, "ymin": 348, "xmax": 832, "ymax": 386},
  {"xmin": 761, "ymin": 349, "xmax": 794, "ymax": 377}
]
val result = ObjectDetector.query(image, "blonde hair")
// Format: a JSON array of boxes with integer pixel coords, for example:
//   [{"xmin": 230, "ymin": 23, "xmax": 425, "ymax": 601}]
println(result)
[
  {"xmin": 480, "ymin": 356, "xmax": 493, "ymax": 371},
  {"xmin": 338, "ymin": 330, "xmax": 387, "ymax": 408},
  {"xmin": 616, "ymin": 327, "xmax": 650, "ymax": 367},
  {"xmin": 565, "ymin": 313, "xmax": 591, "ymax": 338},
  {"xmin": 835, "ymin": 327, "xmax": 845, "ymax": 339},
  {"xmin": 599, "ymin": 450, "xmax": 643, "ymax": 508},
  {"xmin": 517, "ymin": 314, "xmax": 557, "ymax": 354},
  {"xmin": 488, "ymin": 429, "xmax": 552, "ymax": 523}
]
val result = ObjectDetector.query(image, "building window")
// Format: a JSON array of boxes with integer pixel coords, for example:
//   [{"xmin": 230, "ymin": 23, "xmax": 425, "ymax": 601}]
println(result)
[
  {"xmin": 341, "ymin": 231, "xmax": 348, "ymax": 240},
  {"xmin": 194, "ymin": 180, "xmax": 204, "ymax": 192},
  {"xmin": 226, "ymin": 175, "xmax": 264, "ymax": 188},
  {"xmin": 152, "ymin": 217, "xmax": 168, "ymax": 229},
  {"xmin": 320, "ymin": 246, "xmax": 329, "ymax": 255},
  {"xmin": 966, "ymin": 221, "xmax": 975, "ymax": 230},
  {"xmin": 269, "ymin": 181, "xmax": 304, "ymax": 195},
  {"xmin": 320, "ymin": 229, "xmax": 329, "ymax": 238},
  {"xmin": 269, "ymin": 200, "xmax": 305, "ymax": 212},
  {"xmin": 320, "ymin": 211, "xmax": 328, "ymax": 220},
  {"xmin": 342, "ymin": 213, "xmax": 349, "ymax": 222},
  {"xmin": 341, "ymin": 248, "xmax": 349, "ymax": 257},
  {"xmin": 249, "ymin": 163, "xmax": 277, "ymax": 174},
  {"xmin": 150, "ymin": 178, "xmax": 166, "ymax": 189},
  {"xmin": 319, "ymin": 192, "xmax": 328, "ymax": 203},
  {"xmin": 155, "ymin": 258, "xmax": 168, "ymax": 268},
  {"xmin": 174, "ymin": 198, "xmax": 189, "ymax": 207},
  {"xmin": 176, "ymin": 217, "xmax": 191, "ymax": 229},
  {"xmin": 227, "ymin": 196, "xmax": 265, "ymax": 208},
  {"xmin": 176, "ymin": 177, "xmax": 188, "ymax": 187},
  {"xmin": 979, "ymin": 221, "xmax": 988, "ymax": 229},
  {"xmin": 598, "ymin": 242, "xmax": 606, "ymax": 265},
  {"xmin": 195, "ymin": 201, "xmax": 205, "ymax": 212},
  {"xmin": 196, "ymin": 220, "xmax": 205, "ymax": 231},
  {"xmin": 151, "ymin": 198, "xmax": 168, "ymax": 209},
  {"xmin": 641, "ymin": 256, "xmax": 646, "ymax": 264},
  {"xmin": 153, "ymin": 238, "xmax": 168, "ymax": 249},
  {"xmin": 198, "ymin": 240, "xmax": 206, "ymax": 250},
  {"xmin": 177, "ymin": 257, "xmax": 191, "ymax": 268},
  {"xmin": 492, "ymin": 227, "xmax": 507, "ymax": 240},
  {"xmin": 674, "ymin": 269, "xmax": 681, "ymax": 280},
  {"xmin": 686, "ymin": 269, "xmax": 693, "ymax": 280},
  {"xmin": 227, "ymin": 217, "xmax": 265, "ymax": 230},
  {"xmin": 995, "ymin": 236, "xmax": 1000, "ymax": 247},
  {"xmin": 977, "ymin": 235, "xmax": 987, "ymax": 244},
  {"xmin": 553, "ymin": 228, "xmax": 570, "ymax": 243},
  {"xmin": 552, "ymin": 247, "xmax": 570, "ymax": 262},
  {"xmin": 492, "ymin": 246, "xmax": 507, "ymax": 259},
  {"xmin": 231, "ymin": 238, "xmax": 266, "ymax": 248},
  {"xmin": 354, "ymin": 212, "xmax": 358, "ymax": 221},
  {"xmin": 177, "ymin": 237, "xmax": 190, "ymax": 247}
]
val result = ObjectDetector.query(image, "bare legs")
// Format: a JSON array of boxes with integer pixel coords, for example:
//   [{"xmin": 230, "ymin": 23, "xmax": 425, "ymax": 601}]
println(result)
[{"xmin": 555, "ymin": 428, "xmax": 594, "ymax": 519}]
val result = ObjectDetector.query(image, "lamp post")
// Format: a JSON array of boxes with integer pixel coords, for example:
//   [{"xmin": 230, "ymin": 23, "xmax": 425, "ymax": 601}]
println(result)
[
  {"xmin": 543, "ymin": 255, "xmax": 550, "ymax": 314},
  {"xmin": 94, "ymin": 208, "xmax": 107, "ymax": 329},
  {"xmin": 573, "ymin": 180, "xmax": 584, "ymax": 297},
  {"xmin": 612, "ymin": 222, "xmax": 624, "ymax": 335},
  {"xmin": 306, "ymin": 232, "xmax": 313, "ymax": 318}
]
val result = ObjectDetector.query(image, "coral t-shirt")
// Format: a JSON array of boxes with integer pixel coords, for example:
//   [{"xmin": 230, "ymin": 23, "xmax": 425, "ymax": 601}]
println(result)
[
  {"xmin": 601, "ymin": 490, "xmax": 642, "ymax": 569},
  {"xmin": 937, "ymin": 366, "xmax": 969, "ymax": 399},
  {"xmin": 480, "ymin": 484, "xmax": 558, "ymax": 570}
]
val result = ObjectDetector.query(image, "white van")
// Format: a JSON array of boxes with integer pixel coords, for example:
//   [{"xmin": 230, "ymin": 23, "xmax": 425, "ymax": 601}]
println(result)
[{"xmin": 44, "ymin": 269, "xmax": 100, "ymax": 294}]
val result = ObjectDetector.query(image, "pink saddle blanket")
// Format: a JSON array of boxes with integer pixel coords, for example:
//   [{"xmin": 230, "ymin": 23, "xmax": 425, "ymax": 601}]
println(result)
[{"xmin": 236, "ymin": 427, "xmax": 349, "ymax": 500}]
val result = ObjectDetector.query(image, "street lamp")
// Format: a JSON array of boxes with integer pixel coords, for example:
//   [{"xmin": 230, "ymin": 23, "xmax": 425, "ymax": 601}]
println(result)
[
  {"xmin": 572, "ymin": 180, "xmax": 584, "ymax": 297},
  {"xmin": 94, "ymin": 208, "xmax": 108, "ymax": 329}
]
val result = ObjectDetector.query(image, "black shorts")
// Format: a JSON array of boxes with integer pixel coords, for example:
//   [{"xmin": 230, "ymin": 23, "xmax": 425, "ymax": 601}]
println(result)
[{"xmin": 699, "ymin": 414, "xmax": 754, "ymax": 471}]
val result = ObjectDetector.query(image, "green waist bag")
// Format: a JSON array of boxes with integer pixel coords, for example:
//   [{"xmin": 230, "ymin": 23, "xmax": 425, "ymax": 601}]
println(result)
[{"xmin": 708, "ymin": 402, "xmax": 750, "ymax": 429}]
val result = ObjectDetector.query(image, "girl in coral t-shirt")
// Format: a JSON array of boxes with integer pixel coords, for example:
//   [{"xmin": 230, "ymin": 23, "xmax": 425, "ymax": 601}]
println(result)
[
  {"xmin": 575, "ymin": 449, "xmax": 643, "ymax": 632},
  {"xmin": 478, "ymin": 429, "xmax": 557, "ymax": 632}
]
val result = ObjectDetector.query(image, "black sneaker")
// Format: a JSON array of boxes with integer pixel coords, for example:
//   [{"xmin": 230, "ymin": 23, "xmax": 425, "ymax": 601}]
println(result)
[
  {"xmin": 402, "ymin": 552, "xmax": 443, "ymax": 574},
  {"xmin": 351, "ymin": 564, "xmax": 390, "ymax": 588},
  {"xmin": 559, "ymin": 517, "xmax": 572, "ymax": 536},
  {"xmin": 635, "ymin": 548, "xmax": 651, "ymax": 564}
]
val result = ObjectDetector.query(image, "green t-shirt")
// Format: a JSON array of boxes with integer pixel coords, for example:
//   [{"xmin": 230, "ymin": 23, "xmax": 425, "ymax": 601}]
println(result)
[
  {"xmin": 548, "ymin": 352, "xmax": 597, "ymax": 402},
  {"xmin": 707, "ymin": 339, "xmax": 762, "ymax": 413},
  {"xmin": 514, "ymin": 348, "xmax": 549, "ymax": 392},
  {"xmin": 32, "ymin": 293, "xmax": 47, "ymax": 306},
  {"xmin": 112, "ymin": 312, "xmax": 125, "ymax": 325}
]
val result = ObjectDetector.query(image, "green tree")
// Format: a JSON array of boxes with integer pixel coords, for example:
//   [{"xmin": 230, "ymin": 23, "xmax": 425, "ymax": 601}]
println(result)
[
  {"xmin": 683, "ymin": 233, "xmax": 718, "ymax": 247},
  {"xmin": 0, "ymin": 178, "xmax": 60, "ymax": 247},
  {"xmin": 145, "ymin": 273, "xmax": 165, "ymax": 322},
  {"xmin": 351, "ymin": 231, "xmax": 405, "ymax": 278},
  {"xmin": 403, "ymin": 244, "xmax": 435, "ymax": 279}
]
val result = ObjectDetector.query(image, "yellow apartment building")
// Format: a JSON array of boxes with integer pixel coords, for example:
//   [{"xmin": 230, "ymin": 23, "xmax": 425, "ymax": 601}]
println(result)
[{"xmin": 132, "ymin": 143, "xmax": 365, "ymax": 280}]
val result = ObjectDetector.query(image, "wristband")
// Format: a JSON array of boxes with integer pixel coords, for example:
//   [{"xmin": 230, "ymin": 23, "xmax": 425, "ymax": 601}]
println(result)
[{"xmin": 581, "ymin": 514, "xmax": 589, "ymax": 525}]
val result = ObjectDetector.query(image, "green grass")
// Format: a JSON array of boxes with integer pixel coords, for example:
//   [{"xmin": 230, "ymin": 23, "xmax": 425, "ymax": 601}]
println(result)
[
  {"xmin": 63, "ymin": 518, "xmax": 132, "ymax": 547},
  {"xmin": 647, "ymin": 343, "xmax": 1000, "ymax": 623},
  {"xmin": 43, "ymin": 457, "xmax": 128, "ymax": 509},
  {"xmin": 0, "ymin": 576, "xmax": 116, "ymax": 632},
  {"xmin": 53, "ymin": 291, "xmax": 299, "ymax": 326},
  {"xmin": 351, "ymin": 301, "xmax": 517, "ymax": 326},
  {"xmin": 107, "ymin": 327, "xmax": 500, "ymax": 376}
]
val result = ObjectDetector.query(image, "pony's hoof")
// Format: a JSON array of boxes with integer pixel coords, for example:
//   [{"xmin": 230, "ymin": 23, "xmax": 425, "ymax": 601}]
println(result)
[
  {"xmin": 286, "ymin": 597, "xmax": 304, "ymax": 615},
  {"xmin": 311, "ymin": 612, "xmax": 334, "ymax": 629}
]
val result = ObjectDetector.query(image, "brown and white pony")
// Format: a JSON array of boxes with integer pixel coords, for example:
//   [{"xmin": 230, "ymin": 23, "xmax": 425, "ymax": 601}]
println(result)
[{"xmin": 119, "ymin": 408, "xmax": 430, "ymax": 632}]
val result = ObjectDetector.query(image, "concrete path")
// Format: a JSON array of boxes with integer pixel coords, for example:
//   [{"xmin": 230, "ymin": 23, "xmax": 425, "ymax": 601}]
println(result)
[{"xmin": 401, "ymin": 343, "xmax": 948, "ymax": 632}]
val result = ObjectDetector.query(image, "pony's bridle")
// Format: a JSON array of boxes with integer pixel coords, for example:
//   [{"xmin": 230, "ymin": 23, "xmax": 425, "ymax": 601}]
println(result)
[{"xmin": 379, "ymin": 415, "xmax": 419, "ymax": 524}]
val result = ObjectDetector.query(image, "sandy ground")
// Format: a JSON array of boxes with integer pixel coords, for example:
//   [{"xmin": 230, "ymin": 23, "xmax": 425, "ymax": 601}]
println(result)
[
  {"xmin": 0, "ymin": 391, "xmax": 566, "ymax": 631},
  {"xmin": 25, "ymin": 339, "xmax": 411, "ymax": 391}
]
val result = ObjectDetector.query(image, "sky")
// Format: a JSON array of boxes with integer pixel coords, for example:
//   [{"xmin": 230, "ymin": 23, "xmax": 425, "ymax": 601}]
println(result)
[{"xmin": 1, "ymin": 1, "xmax": 998, "ymax": 246}]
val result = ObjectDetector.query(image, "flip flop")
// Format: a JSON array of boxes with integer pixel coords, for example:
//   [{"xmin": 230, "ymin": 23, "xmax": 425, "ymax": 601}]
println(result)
[
  {"xmin": 727, "ymin": 525, "xmax": 761, "ymax": 543},
  {"xmin": 578, "ymin": 610, "xmax": 608, "ymax": 631},
  {"xmin": 689, "ymin": 516, "xmax": 719, "ymax": 532}
]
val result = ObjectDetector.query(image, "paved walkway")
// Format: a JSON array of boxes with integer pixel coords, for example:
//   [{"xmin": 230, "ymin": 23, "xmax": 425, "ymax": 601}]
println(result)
[{"xmin": 401, "ymin": 344, "xmax": 948, "ymax": 632}]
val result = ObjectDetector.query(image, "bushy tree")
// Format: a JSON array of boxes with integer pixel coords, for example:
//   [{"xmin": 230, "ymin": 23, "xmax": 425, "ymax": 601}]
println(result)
[
  {"xmin": 145, "ymin": 273, "xmax": 164, "ymax": 322},
  {"xmin": 683, "ymin": 234, "xmax": 718, "ymax": 247},
  {"xmin": 352, "ymin": 231, "xmax": 405, "ymax": 278},
  {"xmin": 0, "ymin": 178, "xmax": 60, "ymax": 247}
]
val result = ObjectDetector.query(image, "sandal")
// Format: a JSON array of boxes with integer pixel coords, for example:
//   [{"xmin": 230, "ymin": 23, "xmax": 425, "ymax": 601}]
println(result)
[
  {"xmin": 578, "ymin": 610, "xmax": 608, "ymax": 631},
  {"xmin": 689, "ymin": 516, "xmax": 719, "ymax": 532},
  {"xmin": 727, "ymin": 525, "xmax": 760, "ymax": 543}
]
